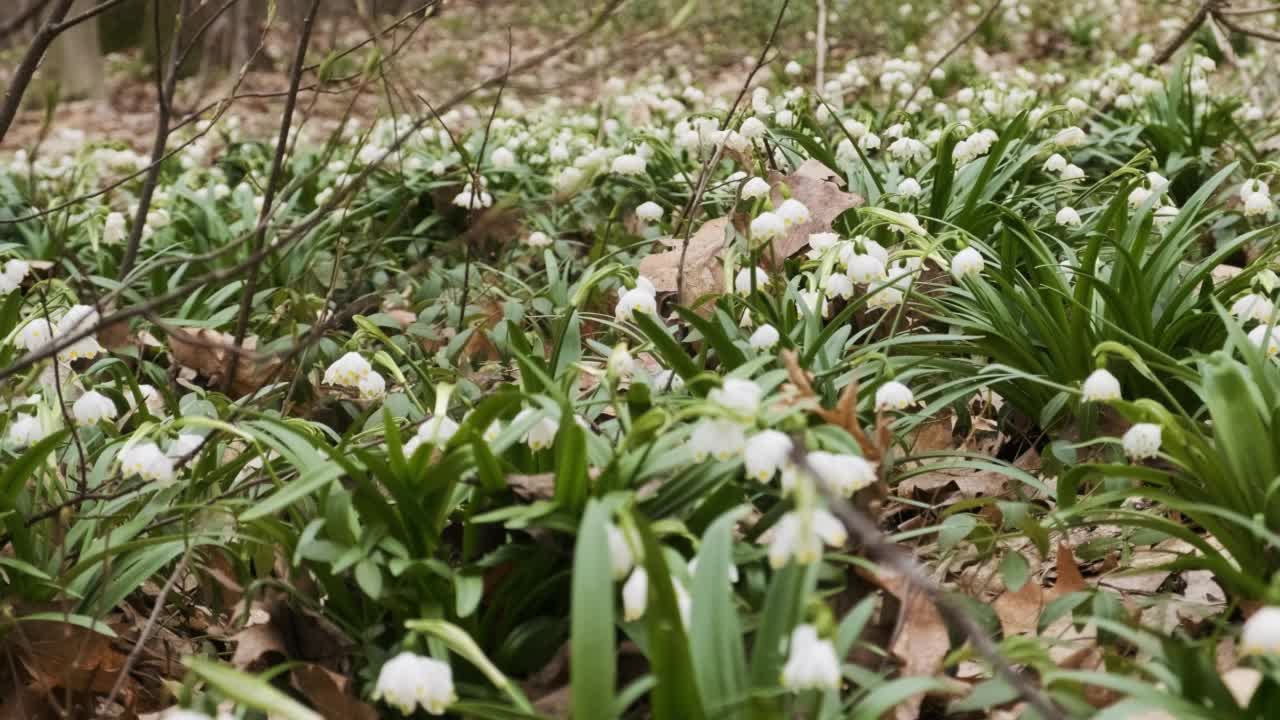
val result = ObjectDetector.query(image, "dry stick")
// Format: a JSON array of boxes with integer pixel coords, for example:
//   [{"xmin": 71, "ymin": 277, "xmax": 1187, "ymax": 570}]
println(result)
[
  {"xmin": 0, "ymin": 0, "xmax": 76, "ymax": 145},
  {"xmin": 815, "ymin": 0, "xmax": 827, "ymax": 92},
  {"xmin": 789, "ymin": 448, "xmax": 1069, "ymax": 720},
  {"xmin": 674, "ymin": 0, "xmax": 790, "ymax": 306},
  {"xmin": 102, "ymin": 545, "xmax": 193, "ymax": 710},
  {"xmin": 902, "ymin": 0, "xmax": 999, "ymax": 110},
  {"xmin": 1153, "ymin": 0, "xmax": 1218, "ymax": 64},
  {"xmin": 118, "ymin": 0, "xmax": 191, "ymax": 278},
  {"xmin": 49, "ymin": 0, "xmax": 131, "ymax": 33},
  {"xmin": 1218, "ymin": 2, "xmax": 1280, "ymax": 15},
  {"xmin": 0, "ymin": 0, "xmax": 51, "ymax": 43},
  {"xmin": 1214, "ymin": 7, "xmax": 1280, "ymax": 42},
  {"xmin": 223, "ymin": 0, "xmax": 323, "ymax": 395}
]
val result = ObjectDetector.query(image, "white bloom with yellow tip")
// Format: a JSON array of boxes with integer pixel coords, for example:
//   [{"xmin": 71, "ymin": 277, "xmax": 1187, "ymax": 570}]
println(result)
[
  {"xmin": 372, "ymin": 651, "xmax": 457, "ymax": 715},
  {"xmin": 324, "ymin": 352, "xmax": 371, "ymax": 387}
]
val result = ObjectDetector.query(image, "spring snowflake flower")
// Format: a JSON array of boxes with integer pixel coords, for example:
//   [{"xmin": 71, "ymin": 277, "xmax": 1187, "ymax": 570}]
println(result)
[
  {"xmin": 887, "ymin": 136, "xmax": 929, "ymax": 163},
  {"xmin": 608, "ymin": 523, "xmax": 635, "ymax": 580},
  {"xmin": 866, "ymin": 285, "xmax": 904, "ymax": 310},
  {"xmin": 526, "ymin": 231, "xmax": 553, "ymax": 248},
  {"xmin": 846, "ymin": 254, "xmax": 887, "ymax": 284},
  {"xmin": 612, "ymin": 153, "xmax": 646, "ymax": 175},
  {"xmin": 709, "ymin": 377, "xmax": 763, "ymax": 416},
  {"xmin": 785, "ymin": 60, "xmax": 802, "ymax": 76},
  {"xmin": 0, "ymin": 259, "xmax": 29, "ymax": 294},
  {"xmin": 750, "ymin": 324, "xmax": 780, "ymax": 350},
  {"xmin": 950, "ymin": 247, "xmax": 985, "ymax": 280},
  {"xmin": 1082, "ymin": 369, "xmax": 1122, "ymax": 401},
  {"xmin": 1053, "ymin": 126, "xmax": 1087, "ymax": 148},
  {"xmin": 1154, "ymin": 205, "xmax": 1179, "ymax": 227},
  {"xmin": 519, "ymin": 411, "xmax": 561, "ymax": 451},
  {"xmin": 781, "ymin": 625, "xmax": 841, "ymax": 691},
  {"xmin": 750, "ymin": 212, "xmax": 786, "ymax": 241},
  {"xmin": 875, "ymin": 381, "xmax": 914, "ymax": 410},
  {"xmin": 689, "ymin": 418, "xmax": 747, "ymax": 461},
  {"xmin": 1248, "ymin": 325, "xmax": 1280, "ymax": 357},
  {"xmin": 1241, "ymin": 179, "xmax": 1270, "ymax": 200},
  {"xmin": 688, "ymin": 556, "xmax": 739, "ymax": 584},
  {"xmin": 768, "ymin": 509, "xmax": 847, "ymax": 567},
  {"xmin": 653, "ymin": 369, "xmax": 685, "ymax": 392},
  {"xmin": 741, "ymin": 177, "xmax": 771, "ymax": 200},
  {"xmin": 775, "ymin": 109, "xmax": 797, "ymax": 128},
  {"xmin": 359, "ymin": 370, "xmax": 386, "ymax": 401},
  {"xmin": 1127, "ymin": 187, "xmax": 1152, "ymax": 209},
  {"xmin": 555, "ymin": 166, "xmax": 585, "ymax": 192},
  {"xmin": 104, "ymin": 212, "xmax": 127, "ymax": 244},
  {"xmin": 451, "ymin": 183, "xmax": 492, "ymax": 209},
  {"xmin": 130, "ymin": 384, "xmax": 166, "ymax": 415},
  {"xmin": 405, "ymin": 415, "xmax": 460, "ymax": 455},
  {"xmin": 55, "ymin": 305, "xmax": 105, "ymax": 361},
  {"xmin": 807, "ymin": 232, "xmax": 839, "ymax": 260},
  {"xmin": 73, "ymin": 390, "xmax": 117, "ymax": 425},
  {"xmin": 168, "ymin": 432, "xmax": 204, "ymax": 459},
  {"xmin": 897, "ymin": 177, "xmax": 922, "ymax": 197},
  {"xmin": 800, "ymin": 451, "xmax": 876, "ymax": 497},
  {"xmin": 8, "ymin": 413, "xmax": 43, "ymax": 448},
  {"xmin": 1146, "ymin": 171, "xmax": 1170, "ymax": 194},
  {"xmin": 859, "ymin": 132, "xmax": 881, "ymax": 151},
  {"xmin": 325, "ymin": 352, "xmax": 372, "ymax": 387},
  {"xmin": 635, "ymin": 201, "xmax": 664, "ymax": 222},
  {"xmin": 735, "ymin": 266, "xmax": 769, "ymax": 294},
  {"xmin": 491, "ymin": 146, "xmax": 515, "ymax": 170},
  {"xmin": 622, "ymin": 567, "xmax": 648, "ymax": 620},
  {"xmin": 1043, "ymin": 153, "xmax": 1067, "ymax": 173},
  {"xmin": 1245, "ymin": 192, "xmax": 1273, "ymax": 217},
  {"xmin": 1056, "ymin": 207, "xmax": 1082, "ymax": 227},
  {"xmin": 372, "ymin": 652, "xmax": 457, "ymax": 716},
  {"xmin": 1060, "ymin": 164, "xmax": 1085, "ymax": 181},
  {"xmin": 615, "ymin": 286, "xmax": 657, "ymax": 323},
  {"xmin": 1242, "ymin": 607, "xmax": 1280, "ymax": 656},
  {"xmin": 777, "ymin": 198, "xmax": 811, "ymax": 227},
  {"xmin": 15, "ymin": 317, "xmax": 54, "ymax": 351},
  {"xmin": 120, "ymin": 442, "xmax": 176, "ymax": 484},
  {"xmin": 1066, "ymin": 97, "xmax": 1090, "ymax": 115},
  {"xmin": 740, "ymin": 116, "xmax": 767, "ymax": 139},
  {"xmin": 825, "ymin": 273, "xmax": 854, "ymax": 300},
  {"xmin": 1122, "ymin": 423, "xmax": 1161, "ymax": 460},
  {"xmin": 745, "ymin": 430, "xmax": 793, "ymax": 481},
  {"xmin": 1232, "ymin": 294, "xmax": 1276, "ymax": 325}
]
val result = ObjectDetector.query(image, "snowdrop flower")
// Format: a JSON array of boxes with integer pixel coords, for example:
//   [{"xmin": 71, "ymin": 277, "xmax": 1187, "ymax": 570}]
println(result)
[
  {"xmin": 359, "ymin": 370, "xmax": 387, "ymax": 401},
  {"xmin": 897, "ymin": 177, "xmax": 922, "ymax": 197},
  {"xmin": 1153, "ymin": 205, "xmax": 1178, "ymax": 227},
  {"xmin": 608, "ymin": 523, "xmax": 635, "ymax": 580},
  {"xmin": 1146, "ymin": 171, "xmax": 1170, "ymax": 193},
  {"xmin": 8, "ymin": 414, "xmax": 43, "ymax": 448},
  {"xmin": 635, "ymin": 201, "xmax": 664, "ymax": 222},
  {"xmin": 745, "ymin": 430, "xmax": 793, "ymax": 482},
  {"xmin": 887, "ymin": 137, "xmax": 929, "ymax": 163},
  {"xmin": 0, "ymin": 259, "xmax": 29, "ymax": 294},
  {"xmin": 735, "ymin": 267, "xmax": 769, "ymax": 295},
  {"xmin": 1241, "ymin": 179, "xmax": 1270, "ymax": 200},
  {"xmin": 859, "ymin": 132, "xmax": 881, "ymax": 151},
  {"xmin": 785, "ymin": 60, "xmax": 803, "ymax": 76},
  {"xmin": 741, "ymin": 176, "xmax": 771, "ymax": 200},
  {"xmin": 1082, "ymin": 369, "xmax": 1122, "ymax": 401},
  {"xmin": 372, "ymin": 652, "xmax": 457, "ymax": 715},
  {"xmin": 750, "ymin": 212, "xmax": 786, "ymax": 241},
  {"xmin": 1053, "ymin": 126, "xmax": 1087, "ymax": 148},
  {"xmin": 622, "ymin": 567, "xmax": 648, "ymax": 621},
  {"xmin": 325, "ymin": 352, "xmax": 371, "ymax": 387},
  {"xmin": 491, "ymin": 146, "xmax": 515, "ymax": 170},
  {"xmin": 104, "ymin": 212, "xmax": 127, "ymax": 244},
  {"xmin": 1245, "ymin": 192, "xmax": 1273, "ymax": 217},
  {"xmin": 777, "ymin": 198, "xmax": 811, "ymax": 227},
  {"xmin": 801, "ymin": 451, "xmax": 876, "ymax": 496},
  {"xmin": 1056, "ymin": 207, "xmax": 1082, "ymax": 227},
  {"xmin": 740, "ymin": 116, "xmax": 767, "ymax": 139},
  {"xmin": 825, "ymin": 273, "xmax": 854, "ymax": 300},
  {"xmin": 15, "ymin": 317, "xmax": 54, "ymax": 351},
  {"xmin": 73, "ymin": 390, "xmax": 117, "ymax": 425},
  {"xmin": 866, "ymin": 285, "xmax": 904, "ymax": 310},
  {"xmin": 875, "ymin": 381, "xmax": 914, "ymax": 410},
  {"xmin": 775, "ymin": 109, "xmax": 797, "ymax": 128},
  {"xmin": 781, "ymin": 625, "xmax": 841, "ymax": 691},
  {"xmin": 1060, "ymin": 164, "xmax": 1085, "ymax": 181},
  {"xmin": 168, "ymin": 433, "xmax": 204, "ymax": 459},
  {"xmin": 846, "ymin": 254, "xmax": 886, "ymax": 284},
  {"xmin": 653, "ymin": 369, "xmax": 685, "ymax": 392},
  {"xmin": 750, "ymin": 324, "xmax": 780, "ymax": 350},
  {"xmin": 709, "ymin": 377, "xmax": 763, "ymax": 416},
  {"xmin": 1248, "ymin": 325, "xmax": 1280, "ymax": 357},
  {"xmin": 526, "ymin": 231, "xmax": 553, "ymax": 248},
  {"xmin": 1242, "ymin": 607, "xmax": 1280, "ymax": 656},
  {"xmin": 406, "ymin": 414, "xmax": 460, "ymax": 454},
  {"xmin": 1128, "ymin": 186, "xmax": 1152, "ymax": 209},
  {"xmin": 1043, "ymin": 153, "xmax": 1067, "ymax": 173},
  {"xmin": 615, "ymin": 287, "xmax": 657, "ymax": 322},
  {"xmin": 768, "ymin": 509, "xmax": 847, "ymax": 567},
  {"xmin": 612, "ymin": 153, "xmax": 646, "ymax": 175},
  {"xmin": 120, "ymin": 442, "xmax": 175, "ymax": 484},
  {"xmin": 1122, "ymin": 423, "xmax": 1161, "ymax": 460},
  {"xmin": 55, "ymin": 305, "xmax": 105, "ymax": 361},
  {"xmin": 689, "ymin": 418, "xmax": 747, "ymax": 461},
  {"xmin": 950, "ymin": 246, "xmax": 985, "ymax": 279}
]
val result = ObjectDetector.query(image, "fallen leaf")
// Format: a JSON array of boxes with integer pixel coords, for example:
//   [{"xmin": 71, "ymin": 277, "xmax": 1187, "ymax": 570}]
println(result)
[
  {"xmin": 993, "ymin": 572, "xmax": 1043, "ymax": 637},
  {"xmin": 168, "ymin": 327, "xmax": 285, "ymax": 397},
  {"xmin": 858, "ymin": 567, "xmax": 950, "ymax": 720},
  {"xmin": 292, "ymin": 664, "xmax": 377, "ymax": 720},
  {"xmin": 638, "ymin": 216, "xmax": 732, "ymax": 309},
  {"xmin": 15, "ymin": 618, "xmax": 128, "ymax": 695},
  {"xmin": 1053, "ymin": 543, "xmax": 1088, "ymax": 596},
  {"xmin": 764, "ymin": 159, "xmax": 862, "ymax": 267},
  {"xmin": 507, "ymin": 473, "xmax": 556, "ymax": 501}
]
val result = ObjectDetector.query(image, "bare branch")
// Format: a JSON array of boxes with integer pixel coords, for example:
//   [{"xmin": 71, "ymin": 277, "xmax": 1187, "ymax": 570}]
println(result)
[{"xmin": 0, "ymin": 0, "xmax": 77, "ymax": 145}]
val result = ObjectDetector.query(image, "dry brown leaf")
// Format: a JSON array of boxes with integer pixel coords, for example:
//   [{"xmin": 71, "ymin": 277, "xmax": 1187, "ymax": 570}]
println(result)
[
  {"xmin": 907, "ymin": 411, "xmax": 956, "ymax": 454},
  {"xmin": 507, "ymin": 473, "xmax": 556, "ymax": 501},
  {"xmin": 764, "ymin": 159, "xmax": 862, "ymax": 267},
  {"xmin": 859, "ymin": 567, "xmax": 950, "ymax": 720},
  {"xmin": 15, "ymin": 619, "xmax": 129, "ymax": 695},
  {"xmin": 899, "ymin": 469, "xmax": 1007, "ymax": 499},
  {"xmin": 292, "ymin": 664, "xmax": 377, "ymax": 720},
  {"xmin": 993, "ymin": 573, "xmax": 1044, "ymax": 637},
  {"xmin": 1053, "ymin": 543, "xmax": 1089, "ymax": 596},
  {"xmin": 231, "ymin": 619, "xmax": 287, "ymax": 672},
  {"xmin": 638, "ymin": 216, "xmax": 732, "ymax": 309},
  {"xmin": 168, "ymin": 327, "xmax": 285, "ymax": 397}
]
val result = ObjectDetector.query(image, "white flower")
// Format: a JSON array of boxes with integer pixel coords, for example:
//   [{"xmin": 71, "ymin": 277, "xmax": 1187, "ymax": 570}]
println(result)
[
  {"xmin": 1146, "ymin": 171, "xmax": 1170, "ymax": 193},
  {"xmin": 735, "ymin": 267, "xmax": 769, "ymax": 295},
  {"xmin": 785, "ymin": 60, "xmax": 802, "ymax": 76},
  {"xmin": 1122, "ymin": 423, "xmax": 1161, "ymax": 460},
  {"xmin": 866, "ymin": 285, "xmax": 904, "ymax": 310},
  {"xmin": 72, "ymin": 390, "xmax": 117, "ymax": 425},
  {"xmin": 622, "ymin": 566, "xmax": 648, "ymax": 621},
  {"xmin": 897, "ymin": 177, "xmax": 922, "ymax": 197},
  {"xmin": 359, "ymin": 370, "xmax": 387, "ymax": 401},
  {"xmin": 159, "ymin": 710, "xmax": 213, "ymax": 720},
  {"xmin": 744, "ymin": 430, "xmax": 792, "ymax": 481},
  {"xmin": 555, "ymin": 166, "xmax": 585, "ymax": 192},
  {"xmin": 325, "ymin": 352, "xmax": 371, "ymax": 387},
  {"xmin": 1043, "ymin": 153, "xmax": 1067, "ymax": 173},
  {"xmin": 0, "ymin": 259, "xmax": 29, "ymax": 294},
  {"xmin": 104, "ymin": 212, "xmax": 127, "ymax": 244},
  {"xmin": 635, "ymin": 276, "xmax": 657, "ymax": 296},
  {"xmin": 777, "ymin": 198, "xmax": 811, "ymax": 227},
  {"xmin": 750, "ymin": 324, "xmax": 780, "ymax": 351},
  {"xmin": 1056, "ymin": 207, "xmax": 1082, "ymax": 227},
  {"xmin": 825, "ymin": 273, "xmax": 854, "ymax": 299},
  {"xmin": 372, "ymin": 651, "xmax": 457, "ymax": 715},
  {"xmin": 845, "ymin": 254, "xmax": 886, "ymax": 284},
  {"xmin": 1240, "ymin": 179, "xmax": 1270, "ymax": 200},
  {"xmin": 168, "ymin": 433, "xmax": 204, "ymax": 459},
  {"xmin": 1248, "ymin": 325, "xmax": 1280, "ymax": 357},
  {"xmin": 1154, "ymin": 205, "xmax": 1179, "ymax": 227},
  {"xmin": 120, "ymin": 441, "xmax": 176, "ymax": 484},
  {"xmin": 636, "ymin": 201, "xmax": 664, "ymax": 222},
  {"xmin": 518, "ymin": 410, "xmax": 560, "ymax": 451},
  {"xmin": 1053, "ymin": 126, "xmax": 1087, "ymax": 148},
  {"xmin": 14, "ymin": 317, "xmax": 54, "ymax": 351},
  {"xmin": 807, "ymin": 232, "xmax": 839, "ymax": 259},
  {"xmin": 689, "ymin": 418, "xmax": 747, "ymax": 461},
  {"xmin": 451, "ymin": 184, "xmax": 492, "ymax": 209},
  {"xmin": 1060, "ymin": 163, "xmax": 1085, "ymax": 181},
  {"xmin": 8, "ymin": 413, "xmax": 43, "ymax": 448},
  {"xmin": 608, "ymin": 523, "xmax": 635, "ymax": 580},
  {"xmin": 875, "ymin": 381, "xmax": 914, "ymax": 410},
  {"xmin": 803, "ymin": 451, "xmax": 876, "ymax": 496},
  {"xmin": 1242, "ymin": 607, "xmax": 1280, "ymax": 656},
  {"xmin": 1128, "ymin": 186, "xmax": 1152, "ymax": 209},
  {"xmin": 767, "ymin": 509, "xmax": 847, "ymax": 567},
  {"xmin": 526, "ymin": 230, "xmax": 553, "ymax": 248},
  {"xmin": 55, "ymin": 305, "xmax": 105, "ymax": 361},
  {"xmin": 491, "ymin": 146, "xmax": 515, "ymax": 170},
  {"xmin": 775, "ymin": 109, "xmax": 796, "ymax": 128},
  {"xmin": 1245, "ymin": 192, "xmax": 1273, "ymax": 217},
  {"xmin": 859, "ymin": 132, "xmax": 881, "ymax": 151},
  {"xmin": 709, "ymin": 377, "xmax": 763, "ymax": 416},
  {"xmin": 130, "ymin": 384, "xmax": 166, "ymax": 414},
  {"xmin": 406, "ymin": 415, "xmax": 460, "ymax": 454},
  {"xmin": 887, "ymin": 137, "xmax": 929, "ymax": 163},
  {"xmin": 741, "ymin": 176, "xmax": 771, "ymax": 199},
  {"xmin": 1066, "ymin": 97, "xmax": 1090, "ymax": 115},
  {"xmin": 612, "ymin": 154, "xmax": 646, "ymax": 175},
  {"xmin": 740, "ymin": 116, "xmax": 767, "ymax": 139},
  {"xmin": 781, "ymin": 624, "xmax": 841, "ymax": 691},
  {"xmin": 950, "ymin": 247, "xmax": 985, "ymax": 280},
  {"xmin": 482, "ymin": 419, "xmax": 502, "ymax": 443},
  {"xmin": 1082, "ymin": 369, "xmax": 1122, "ymax": 401},
  {"xmin": 653, "ymin": 369, "xmax": 685, "ymax": 392},
  {"xmin": 1231, "ymin": 294, "xmax": 1275, "ymax": 324},
  {"xmin": 750, "ymin": 212, "xmax": 786, "ymax": 241},
  {"xmin": 615, "ymin": 288, "xmax": 657, "ymax": 322}
]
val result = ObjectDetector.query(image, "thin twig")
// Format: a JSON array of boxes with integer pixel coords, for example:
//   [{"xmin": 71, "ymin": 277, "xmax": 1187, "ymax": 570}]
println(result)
[
  {"xmin": 0, "ymin": 0, "xmax": 77, "ymax": 145},
  {"xmin": 102, "ymin": 546, "xmax": 193, "ymax": 709},
  {"xmin": 1154, "ymin": 0, "xmax": 1217, "ymax": 64}
]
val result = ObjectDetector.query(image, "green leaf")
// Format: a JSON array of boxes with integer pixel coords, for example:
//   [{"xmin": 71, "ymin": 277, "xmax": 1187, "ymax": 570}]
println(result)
[
  {"xmin": 999, "ymin": 551, "xmax": 1030, "ymax": 592},
  {"xmin": 570, "ymin": 501, "xmax": 617, "ymax": 720},
  {"xmin": 637, "ymin": 518, "xmax": 706, "ymax": 720},
  {"xmin": 690, "ymin": 508, "xmax": 748, "ymax": 717},
  {"xmin": 185, "ymin": 657, "xmax": 322, "ymax": 720}
]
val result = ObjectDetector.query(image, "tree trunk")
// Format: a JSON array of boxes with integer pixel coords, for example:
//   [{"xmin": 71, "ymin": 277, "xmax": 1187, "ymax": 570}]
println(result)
[{"xmin": 45, "ymin": 0, "xmax": 107, "ymax": 101}]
